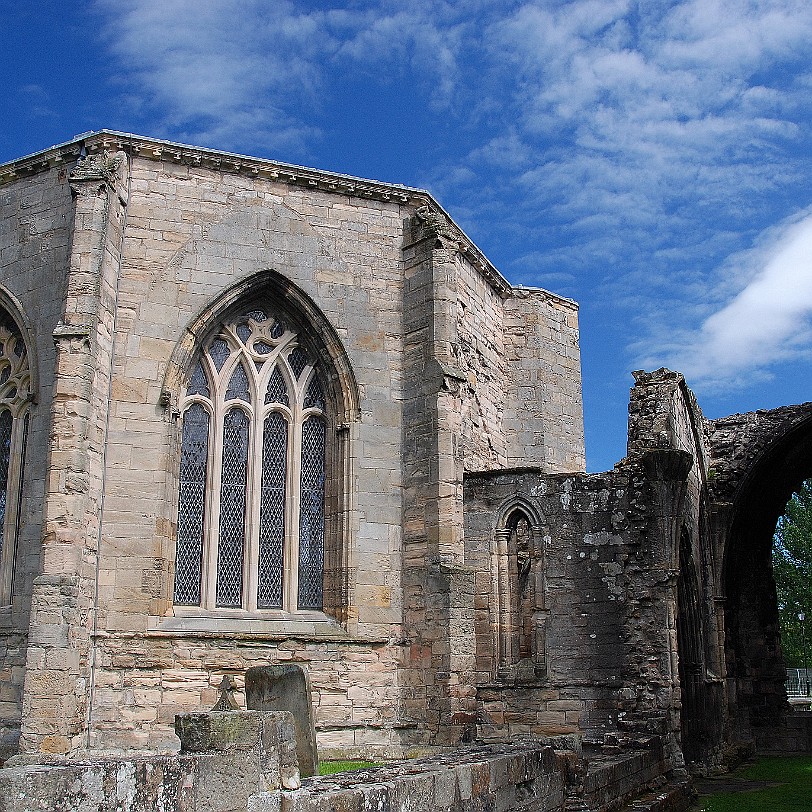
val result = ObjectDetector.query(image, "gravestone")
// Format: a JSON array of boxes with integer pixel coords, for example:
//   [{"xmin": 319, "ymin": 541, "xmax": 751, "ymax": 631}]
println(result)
[{"xmin": 245, "ymin": 664, "xmax": 318, "ymax": 777}]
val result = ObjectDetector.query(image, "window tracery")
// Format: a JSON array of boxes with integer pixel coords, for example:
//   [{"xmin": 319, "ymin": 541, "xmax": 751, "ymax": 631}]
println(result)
[
  {"xmin": 0, "ymin": 309, "xmax": 31, "ymax": 605},
  {"xmin": 173, "ymin": 309, "xmax": 327, "ymax": 612}
]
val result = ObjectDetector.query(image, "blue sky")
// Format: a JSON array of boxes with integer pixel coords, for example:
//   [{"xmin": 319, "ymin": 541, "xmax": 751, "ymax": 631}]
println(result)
[{"xmin": 2, "ymin": 0, "xmax": 811, "ymax": 471}]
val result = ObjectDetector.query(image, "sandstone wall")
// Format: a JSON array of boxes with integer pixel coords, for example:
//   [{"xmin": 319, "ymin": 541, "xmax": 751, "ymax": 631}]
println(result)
[
  {"xmin": 503, "ymin": 289, "xmax": 583, "ymax": 472},
  {"xmin": 0, "ymin": 162, "xmax": 77, "ymax": 757},
  {"xmin": 0, "ymin": 131, "xmax": 588, "ymax": 759},
  {"xmin": 464, "ymin": 370, "xmax": 716, "ymax": 773}
]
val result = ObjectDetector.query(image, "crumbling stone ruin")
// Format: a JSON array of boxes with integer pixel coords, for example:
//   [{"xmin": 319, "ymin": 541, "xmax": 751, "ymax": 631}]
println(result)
[{"xmin": 0, "ymin": 131, "xmax": 809, "ymax": 810}]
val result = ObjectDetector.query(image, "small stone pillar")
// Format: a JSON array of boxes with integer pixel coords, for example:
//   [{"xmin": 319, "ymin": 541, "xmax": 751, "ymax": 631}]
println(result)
[{"xmin": 176, "ymin": 710, "xmax": 302, "ymax": 796}]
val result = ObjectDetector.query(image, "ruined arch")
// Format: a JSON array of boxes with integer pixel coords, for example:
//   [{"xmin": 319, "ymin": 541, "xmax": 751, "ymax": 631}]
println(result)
[{"xmin": 712, "ymin": 406, "xmax": 812, "ymax": 747}]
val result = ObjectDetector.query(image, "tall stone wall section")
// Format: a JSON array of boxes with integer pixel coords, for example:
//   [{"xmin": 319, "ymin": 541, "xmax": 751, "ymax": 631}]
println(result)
[
  {"xmin": 0, "ymin": 160, "xmax": 78, "ymax": 758},
  {"xmin": 18, "ymin": 152, "xmax": 130, "ymax": 757},
  {"xmin": 502, "ymin": 289, "xmax": 584, "ymax": 472},
  {"xmin": 86, "ymin": 154, "xmax": 412, "ymax": 755}
]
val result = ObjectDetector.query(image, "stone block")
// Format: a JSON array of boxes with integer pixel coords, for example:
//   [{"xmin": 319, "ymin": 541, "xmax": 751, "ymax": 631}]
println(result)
[{"xmin": 246, "ymin": 665, "xmax": 318, "ymax": 779}]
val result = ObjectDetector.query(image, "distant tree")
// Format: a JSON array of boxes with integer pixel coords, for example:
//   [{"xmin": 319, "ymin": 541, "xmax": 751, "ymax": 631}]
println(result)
[{"xmin": 773, "ymin": 479, "xmax": 812, "ymax": 668}]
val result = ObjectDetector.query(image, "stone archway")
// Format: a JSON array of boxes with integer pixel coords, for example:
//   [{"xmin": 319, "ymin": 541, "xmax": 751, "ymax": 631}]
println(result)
[{"xmin": 709, "ymin": 405, "xmax": 812, "ymax": 751}]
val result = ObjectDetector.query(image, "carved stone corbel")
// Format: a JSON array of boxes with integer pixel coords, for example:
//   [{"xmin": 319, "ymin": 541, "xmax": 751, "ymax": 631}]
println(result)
[
  {"xmin": 68, "ymin": 150, "xmax": 122, "ymax": 196},
  {"xmin": 413, "ymin": 205, "xmax": 462, "ymax": 246}
]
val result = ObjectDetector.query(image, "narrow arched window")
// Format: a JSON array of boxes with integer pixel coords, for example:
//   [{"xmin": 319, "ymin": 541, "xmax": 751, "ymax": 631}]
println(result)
[
  {"xmin": 493, "ymin": 506, "xmax": 545, "ymax": 682},
  {"xmin": 173, "ymin": 309, "xmax": 328, "ymax": 612},
  {"xmin": 0, "ymin": 309, "xmax": 31, "ymax": 605}
]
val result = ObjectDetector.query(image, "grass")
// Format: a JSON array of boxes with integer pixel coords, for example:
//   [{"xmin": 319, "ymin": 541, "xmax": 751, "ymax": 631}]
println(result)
[
  {"xmin": 318, "ymin": 759, "xmax": 381, "ymax": 776},
  {"xmin": 697, "ymin": 755, "xmax": 812, "ymax": 812}
]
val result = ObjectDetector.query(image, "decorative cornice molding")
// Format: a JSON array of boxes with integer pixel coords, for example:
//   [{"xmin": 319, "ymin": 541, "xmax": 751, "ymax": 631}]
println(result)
[
  {"xmin": 412, "ymin": 205, "xmax": 512, "ymax": 297},
  {"xmin": 0, "ymin": 130, "xmax": 518, "ymax": 296}
]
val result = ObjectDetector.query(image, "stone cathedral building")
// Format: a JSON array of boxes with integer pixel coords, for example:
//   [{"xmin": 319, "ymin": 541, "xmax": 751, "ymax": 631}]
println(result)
[{"xmin": 0, "ymin": 131, "xmax": 809, "ymax": 778}]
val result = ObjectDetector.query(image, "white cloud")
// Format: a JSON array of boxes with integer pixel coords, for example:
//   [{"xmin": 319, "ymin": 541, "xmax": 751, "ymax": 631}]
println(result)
[
  {"xmin": 649, "ymin": 210, "xmax": 812, "ymax": 386},
  {"xmin": 94, "ymin": 0, "xmax": 471, "ymax": 151},
  {"xmin": 93, "ymin": 0, "xmax": 812, "ymax": 388},
  {"xmin": 95, "ymin": 0, "xmax": 336, "ymax": 151}
]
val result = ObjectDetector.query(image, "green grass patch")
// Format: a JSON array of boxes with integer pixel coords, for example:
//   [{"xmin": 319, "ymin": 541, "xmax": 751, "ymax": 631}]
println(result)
[
  {"xmin": 318, "ymin": 759, "xmax": 381, "ymax": 776},
  {"xmin": 698, "ymin": 755, "xmax": 812, "ymax": 812}
]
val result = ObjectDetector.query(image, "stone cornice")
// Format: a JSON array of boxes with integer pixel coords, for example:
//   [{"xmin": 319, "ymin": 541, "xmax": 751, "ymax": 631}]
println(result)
[{"xmin": 0, "ymin": 130, "xmax": 519, "ymax": 295}]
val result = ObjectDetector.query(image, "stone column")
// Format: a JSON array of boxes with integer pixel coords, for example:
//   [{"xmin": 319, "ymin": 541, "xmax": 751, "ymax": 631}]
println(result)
[
  {"xmin": 18, "ymin": 150, "xmax": 128, "ymax": 756},
  {"xmin": 637, "ymin": 447, "xmax": 693, "ymax": 773}
]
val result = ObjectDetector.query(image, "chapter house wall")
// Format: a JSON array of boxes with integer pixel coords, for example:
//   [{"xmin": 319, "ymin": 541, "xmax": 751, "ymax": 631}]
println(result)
[
  {"xmin": 465, "ymin": 469, "xmax": 642, "ymax": 742},
  {"xmin": 503, "ymin": 290, "xmax": 584, "ymax": 472},
  {"xmin": 454, "ymin": 253, "xmax": 509, "ymax": 472},
  {"xmin": 0, "ymin": 167, "xmax": 73, "ymax": 751},
  {"xmin": 90, "ymin": 157, "xmax": 409, "ymax": 754}
]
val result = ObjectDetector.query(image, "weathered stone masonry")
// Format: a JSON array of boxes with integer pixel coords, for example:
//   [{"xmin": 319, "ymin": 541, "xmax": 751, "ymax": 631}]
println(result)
[
  {"xmin": 0, "ymin": 130, "xmax": 809, "ymax": 800},
  {"xmin": 466, "ymin": 369, "xmax": 812, "ymax": 771},
  {"xmin": 0, "ymin": 131, "xmax": 584, "ymax": 762}
]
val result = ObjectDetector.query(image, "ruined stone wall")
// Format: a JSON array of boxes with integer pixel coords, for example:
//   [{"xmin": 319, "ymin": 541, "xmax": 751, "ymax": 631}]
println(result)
[
  {"xmin": 0, "ymin": 163, "xmax": 78, "ymax": 758},
  {"xmin": 706, "ymin": 403, "xmax": 812, "ymax": 752},
  {"xmin": 0, "ymin": 712, "xmax": 690, "ymax": 812},
  {"xmin": 465, "ymin": 370, "xmax": 719, "ymax": 773},
  {"xmin": 465, "ymin": 467, "xmax": 651, "ymax": 743}
]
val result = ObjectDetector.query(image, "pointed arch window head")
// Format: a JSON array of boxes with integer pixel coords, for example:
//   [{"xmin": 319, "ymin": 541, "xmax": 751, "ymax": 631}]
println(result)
[
  {"xmin": 0, "ymin": 307, "xmax": 32, "ymax": 606},
  {"xmin": 174, "ymin": 308, "xmax": 328, "ymax": 613}
]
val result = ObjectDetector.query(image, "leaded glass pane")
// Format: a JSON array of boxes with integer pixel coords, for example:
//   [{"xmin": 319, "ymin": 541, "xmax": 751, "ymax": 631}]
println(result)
[
  {"xmin": 225, "ymin": 362, "xmax": 251, "ymax": 403},
  {"xmin": 208, "ymin": 338, "xmax": 231, "ymax": 371},
  {"xmin": 216, "ymin": 409, "xmax": 249, "ymax": 607},
  {"xmin": 270, "ymin": 320, "xmax": 285, "ymax": 339},
  {"xmin": 265, "ymin": 367, "xmax": 289, "ymax": 406},
  {"xmin": 258, "ymin": 413, "xmax": 287, "ymax": 608},
  {"xmin": 254, "ymin": 341, "xmax": 273, "ymax": 355},
  {"xmin": 236, "ymin": 321, "xmax": 251, "ymax": 343},
  {"xmin": 186, "ymin": 360, "xmax": 210, "ymax": 398},
  {"xmin": 303, "ymin": 375, "xmax": 325, "ymax": 411},
  {"xmin": 0, "ymin": 411, "xmax": 11, "ymax": 561},
  {"xmin": 288, "ymin": 347, "xmax": 309, "ymax": 380},
  {"xmin": 298, "ymin": 417, "xmax": 325, "ymax": 609},
  {"xmin": 174, "ymin": 404, "xmax": 209, "ymax": 605},
  {"xmin": 247, "ymin": 309, "xmax": 267, "ymax": 323}
]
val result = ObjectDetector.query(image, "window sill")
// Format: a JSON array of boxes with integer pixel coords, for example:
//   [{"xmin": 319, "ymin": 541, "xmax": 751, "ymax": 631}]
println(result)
[{"xmin": 143, "ymin": 611, "xmax": 389, "ymax": 644}]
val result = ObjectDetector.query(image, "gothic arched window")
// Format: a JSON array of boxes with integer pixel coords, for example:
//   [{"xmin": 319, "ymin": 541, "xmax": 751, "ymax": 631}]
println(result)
[
  {"xmin": 173, "ymin": 309, "xmax": 327, "ymax": 612},
  {"xmin": 0, "ymin": 309, "xmax": 31, "ymax": 606}
]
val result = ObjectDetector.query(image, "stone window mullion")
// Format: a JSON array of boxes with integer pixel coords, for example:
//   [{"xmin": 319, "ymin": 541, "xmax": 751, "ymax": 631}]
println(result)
[
  {"xmin": 285, "ymin": 410, "xmax": 304, "ymax": 613},
  {"xmin": 244, "ymin": 396, "xmax": 264, "ymax": 613},
  {"xmin": 203, "ymin": 399, "xmax": 225, "ymax": 611},
  {"xmin": 0, "ymin": 409, "xmax": 20, "ymax": 605}
]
